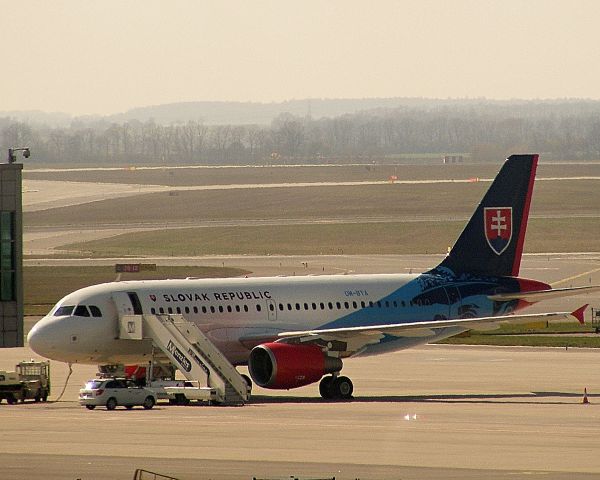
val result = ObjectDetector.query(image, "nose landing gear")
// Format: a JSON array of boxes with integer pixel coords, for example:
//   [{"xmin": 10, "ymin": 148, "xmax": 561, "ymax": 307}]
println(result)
[{"xmin": 319, "ymin": 374, "xmax": 353, "ymax": 400}]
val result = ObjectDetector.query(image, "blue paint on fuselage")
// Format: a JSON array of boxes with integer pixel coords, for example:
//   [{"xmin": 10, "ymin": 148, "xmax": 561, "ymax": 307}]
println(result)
[{"xmin": 317, "ymin": 270, "xmax": 520, "ymax": 331}]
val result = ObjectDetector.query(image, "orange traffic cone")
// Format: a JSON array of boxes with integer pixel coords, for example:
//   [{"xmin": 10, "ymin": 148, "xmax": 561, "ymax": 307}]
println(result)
[{"xmin": 582, "ymin": 388, "xmax": 590, "ymax": 404}]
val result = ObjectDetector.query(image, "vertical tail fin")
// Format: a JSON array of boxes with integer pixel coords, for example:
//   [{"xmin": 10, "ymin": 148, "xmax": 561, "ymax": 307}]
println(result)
[{"xmin": 435, "ymin": 154, "xmax": 538, "ymax": 277}]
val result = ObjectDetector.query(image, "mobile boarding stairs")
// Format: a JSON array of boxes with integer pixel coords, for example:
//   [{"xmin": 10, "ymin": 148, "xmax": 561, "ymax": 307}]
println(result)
[{"xmin": 118, "ymin": 314, "xmax": 249, "ymax": 405}]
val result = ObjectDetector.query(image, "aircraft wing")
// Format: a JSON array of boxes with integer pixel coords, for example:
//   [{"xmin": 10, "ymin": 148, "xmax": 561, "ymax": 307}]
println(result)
[
  {"xmin": 277, "ymin": 306, "xmax": 587, "ymax": 342},
  {"xmin": 488, "ymin": 285, "xmax": 600, "ymax": 302}
]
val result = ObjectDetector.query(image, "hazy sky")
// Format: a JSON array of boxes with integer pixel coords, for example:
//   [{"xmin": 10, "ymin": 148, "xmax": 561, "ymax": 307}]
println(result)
[{"xmin": 2, "ymin": 0, "xmax": 600, "ymax": 115}]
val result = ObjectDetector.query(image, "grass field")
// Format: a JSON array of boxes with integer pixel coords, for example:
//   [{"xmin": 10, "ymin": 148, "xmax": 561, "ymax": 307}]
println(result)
[
  {"xmin": 24, "ymin": 265, "xmax": 249, "ymax": 315},
  {"xmin": 24, "ymin": 180, "xmax": 600, "ymax": 227},
  {"xmin": 58, "ymin": 217, "xmax": 600, "ymax": 257},
  {"xmin": 23, "ymin": 162, "xmax": 600, "ymax": 186}
]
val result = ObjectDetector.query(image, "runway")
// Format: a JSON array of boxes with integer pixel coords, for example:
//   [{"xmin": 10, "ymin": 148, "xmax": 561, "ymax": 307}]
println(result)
[{"xmin": 1, "ymin": 344, "xmax": 599, "ymax": 480}]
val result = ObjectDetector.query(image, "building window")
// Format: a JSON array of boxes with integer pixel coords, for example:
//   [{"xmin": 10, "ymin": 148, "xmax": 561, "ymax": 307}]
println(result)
[{"xmin": 0, "ymin": 212, "xmax": 15, "ymax": 302}]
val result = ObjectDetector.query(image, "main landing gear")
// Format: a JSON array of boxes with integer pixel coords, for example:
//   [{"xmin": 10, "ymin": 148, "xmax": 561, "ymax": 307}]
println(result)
[{"xmin": 319, "ymin": 375, "xmax": 353, "ymax": 400}]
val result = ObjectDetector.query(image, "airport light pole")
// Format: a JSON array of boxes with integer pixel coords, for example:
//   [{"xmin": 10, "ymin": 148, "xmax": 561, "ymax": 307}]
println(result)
[{"xmin": 7, "ymin": 147, "xmax": 31, "ymax": 164}]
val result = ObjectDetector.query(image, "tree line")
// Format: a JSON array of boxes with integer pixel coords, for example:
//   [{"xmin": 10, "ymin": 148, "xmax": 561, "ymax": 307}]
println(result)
[{"xmin": 2, "ymin": 102, "xmax": 600, "ymax": 164}]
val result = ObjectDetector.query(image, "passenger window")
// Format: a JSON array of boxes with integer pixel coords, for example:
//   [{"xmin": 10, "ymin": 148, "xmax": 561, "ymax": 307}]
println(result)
[
  {"xmin": 150, "ymin": 307, "xmax": 156, "ymax": 314},
  {"xmin": 159, "ymin": 307, "xmax": 164, "ymax": 314},
  {"xmin": 167, "ymin": 307, "xmax": 173, "ymax": 314},
  {"xmin": 385, "ymin": 301, "xmax": 390, "ymax": 308},
  {"xmin": 311, "ymin": 303, "xmax": 317, "ymax": 310},
  {"xmin": 295, "ymin": 303, "xmax": 300, "ymax": 311},
  {"xmin": 243, "ymin": 305, "xmax": 248, "ymax": 312},
  {"xmin": 235, "ymin": 305, "xmax": 241, "ymax": 312},
  {"xmin": 336, "ymin": 302, "xmax": 341, "ymax": 309},
  {"xmin": 287, "ymin": 304, "xmax": 292, "ymax": 311},
  {"xmin": 218, "ymin": 306, "xmax": 224, "ymax": 313},
  {"xmin": 361, "ymin": 301, "xmax": 366, "ymax": 308},
  {"xmin": 74, "ymin": 305, "xmax": 90, "ymax": 317},
  {"xmin": 269, "ymin": 304, "xmax": 275, "ymax": 312},
  {"xmin": 352, "ymin": 301, "xmax": 357, "ymax": 309},
  {"xmin": 393, "ymin": 301, "xmax": 398, "ymax": 308},
  {"xmin": 210, "ymin": 306, "xmax": 215, "ymax": 313},
  {"xmin": 185, "ymin": 306, "xmax": 190, "ymax": 314},
  {"xmin": 320, "ymin": 303, "xmax": 325, "ymax": 310},
  {"xmin": 328, "ymin": 302, "xmax": 333, "ymax": 310},
  {"xmin": 377, "ymin": 301, "xmax": 382, "ymax": 308},
  {"xmin": 201, "ymin": 306, "xmax": 207, "ymax": 314},
  {"xmin": 176, "ymin": 307, "xmax": 181, "ymax": 314},
  {"xmin": 303, "ymin": 303, "xmax": 309, "ymax": 310},
  {"xmin": 256, "ymin": 304, "xmax": 261, "ymax": 312},
  {"xmin": 193, "ymin": 306, "xmax": 198, "ymax": 314},
  {"xmin": 89, "ymin": 305, "xmax": 102, "ymax": 317},
  {"xmin": 227, "ymin": 305, "xmax": 232, "ymax": 313},
  {"xmin": 279, "ymin": 303, "xmax": 284, "ymax": 311},
  {"xmin": 344, "ymin": 302, "xmax": 349, "ymax": 309}
]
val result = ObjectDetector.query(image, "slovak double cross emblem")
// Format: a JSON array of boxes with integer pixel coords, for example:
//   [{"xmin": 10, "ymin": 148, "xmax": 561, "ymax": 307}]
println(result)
[{"xmin": 484, "ymin": 207, "xmax": 513, "ymax": 255}]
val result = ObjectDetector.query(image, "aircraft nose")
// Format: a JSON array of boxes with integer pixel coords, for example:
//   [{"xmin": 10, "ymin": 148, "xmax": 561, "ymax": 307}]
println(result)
[{"xmin": 27, "ymin": 316, "xmax": 66, "ymax": 360}]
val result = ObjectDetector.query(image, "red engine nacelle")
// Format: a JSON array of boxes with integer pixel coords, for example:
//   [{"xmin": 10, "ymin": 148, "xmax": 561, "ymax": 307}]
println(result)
[{"xmin": 248, "ymin": 342, "xmax": 342, "ymax": 390}]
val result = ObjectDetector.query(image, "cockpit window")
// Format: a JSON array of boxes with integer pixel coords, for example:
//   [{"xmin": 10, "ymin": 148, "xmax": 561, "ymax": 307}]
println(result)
[
  {"xmin": 89, "ymin": 305, "xmax": 102, "ymax": 317},
  {"xmin": 54, "ymin": 305, "xmax": 75, "ymax": 316},
  {"xmin": 74, "ymin": 305, "xmax": 90, "ymax": 317}
]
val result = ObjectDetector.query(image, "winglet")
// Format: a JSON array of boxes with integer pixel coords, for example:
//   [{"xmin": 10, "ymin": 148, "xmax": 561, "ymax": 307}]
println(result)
[{"xmin": 571, "ymin": 304, "xmax": 588, "ymax": 325}]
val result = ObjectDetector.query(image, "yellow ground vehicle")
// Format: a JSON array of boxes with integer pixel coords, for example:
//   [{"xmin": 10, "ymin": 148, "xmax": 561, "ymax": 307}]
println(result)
[{"xmin": 0, "ymin": 360, "xmax": 50, "ymax": 404}]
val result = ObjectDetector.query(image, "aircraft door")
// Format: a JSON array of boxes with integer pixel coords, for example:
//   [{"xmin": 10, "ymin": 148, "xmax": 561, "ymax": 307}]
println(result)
[
  {"xmin": 444, "ymin": 286, "xmax": 462, "ymax": 318},
  {"xmin": 266, "ymin": 299, "xmax": 277, "ymax": 321},
  {"xmin": 112, "ymin": 291, "xmax": 135, "ymax": 319}
]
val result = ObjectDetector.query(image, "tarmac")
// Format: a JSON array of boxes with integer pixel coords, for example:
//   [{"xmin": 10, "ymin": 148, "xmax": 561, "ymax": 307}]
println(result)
[{"xmin": 1, "ymin": 342, "xmax": 600, "ymax": 480}]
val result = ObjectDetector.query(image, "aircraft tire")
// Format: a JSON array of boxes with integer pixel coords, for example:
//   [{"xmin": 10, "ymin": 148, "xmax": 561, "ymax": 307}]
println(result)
[
  {"xmin": 319, "ymin": 376, "xmax": 334, "ymax": 399},
  {"xmin": 332, "ymin": 376, "xmax": 353, "ymax": 400}
]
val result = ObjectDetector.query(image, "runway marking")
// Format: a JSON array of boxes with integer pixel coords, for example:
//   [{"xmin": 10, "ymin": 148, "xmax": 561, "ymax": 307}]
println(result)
[{"xmin": 550, "ymin": 267, "xmax": 600, "ymax": 287}]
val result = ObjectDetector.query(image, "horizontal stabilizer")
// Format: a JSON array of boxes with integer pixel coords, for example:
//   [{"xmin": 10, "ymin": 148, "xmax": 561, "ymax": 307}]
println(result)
[{"xmin": 488, "ymin": 285, "xmax": 600, "ymax": 303}]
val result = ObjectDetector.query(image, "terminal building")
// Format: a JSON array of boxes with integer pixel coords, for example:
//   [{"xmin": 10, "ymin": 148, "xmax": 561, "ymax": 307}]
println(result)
[{"xmin": 0, "ymin": 161, "xmax": 23, "ymax": 347}]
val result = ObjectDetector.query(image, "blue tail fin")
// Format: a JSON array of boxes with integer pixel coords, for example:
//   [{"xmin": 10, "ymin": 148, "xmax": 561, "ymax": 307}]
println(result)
[{"xmin": 434, "ymin": 154, "xmax": 538, "ymax": 277}]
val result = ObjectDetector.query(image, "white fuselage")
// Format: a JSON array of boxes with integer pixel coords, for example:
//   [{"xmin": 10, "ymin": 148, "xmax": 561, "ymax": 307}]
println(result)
[{"xmin": 28, "ymin": 273, "xmax": 466, "ymax": 366}]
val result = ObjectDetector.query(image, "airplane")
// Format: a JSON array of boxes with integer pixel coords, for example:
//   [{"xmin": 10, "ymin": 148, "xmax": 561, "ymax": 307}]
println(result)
[{"xmin": 27, "ymin": 154, "xmax": 599, "ymax": 400}]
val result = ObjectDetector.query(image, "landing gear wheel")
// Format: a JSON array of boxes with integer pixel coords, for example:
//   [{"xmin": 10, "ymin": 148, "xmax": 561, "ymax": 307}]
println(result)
[
  {"xmin": 106, "ymin": 397, "xmax": 117, "ymax": 410},
  {"xmin": 332, "ymin": 376, "xmax": 353, "ymax": 399},
  {"xmin": 319, "ymin": 376, "xmax": 334, "ymax": 399}
]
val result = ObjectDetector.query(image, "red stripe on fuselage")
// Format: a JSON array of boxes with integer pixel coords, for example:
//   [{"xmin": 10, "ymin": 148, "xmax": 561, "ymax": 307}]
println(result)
[{"xmin": 511, "ymin": 154, "xmax": 538, "ymax": 276}]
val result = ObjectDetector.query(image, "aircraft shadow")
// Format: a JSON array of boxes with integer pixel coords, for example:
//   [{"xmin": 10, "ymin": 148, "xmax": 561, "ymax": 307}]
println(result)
[{"xmin": 250, "ymin": 391, "xmax": 599, "ymax": 405}]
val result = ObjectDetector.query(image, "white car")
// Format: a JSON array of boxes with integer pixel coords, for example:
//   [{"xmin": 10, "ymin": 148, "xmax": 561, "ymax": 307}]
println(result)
[{"xmin": 79, "ymin": 379, "xmax": 157, "ymax": 410}]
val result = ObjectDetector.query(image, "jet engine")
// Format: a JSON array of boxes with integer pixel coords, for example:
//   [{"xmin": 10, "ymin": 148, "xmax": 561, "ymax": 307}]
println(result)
[{"xmin": 248, "ymin": 342, "xmax": 342, "ymax": 389}]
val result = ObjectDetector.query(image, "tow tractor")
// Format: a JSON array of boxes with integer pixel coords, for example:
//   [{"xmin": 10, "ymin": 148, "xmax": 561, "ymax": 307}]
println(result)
[{"xmin": 0, "ymin": 360, "xmax": 51, "ymax": 404}]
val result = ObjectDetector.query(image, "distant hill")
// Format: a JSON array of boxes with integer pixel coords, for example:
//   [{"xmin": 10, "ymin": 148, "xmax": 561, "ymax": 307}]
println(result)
[
  {"xmin": 106, "ymin": 98, "xmax": 427, "ymax": 125},
  {"xmin": 3, "ymin": 98, "xmax": 600, "ymax": 128}
]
